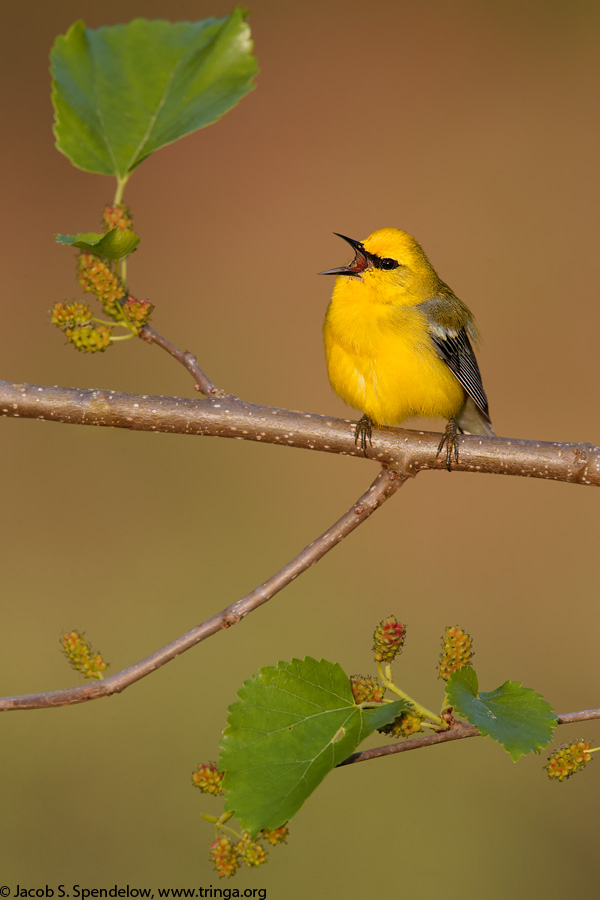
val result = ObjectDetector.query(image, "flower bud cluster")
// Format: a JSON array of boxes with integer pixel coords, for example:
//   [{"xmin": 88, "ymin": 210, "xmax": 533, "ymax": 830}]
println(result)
[
  {"xmin": 60, "ymin": 631, "xmax": 107, "ymax": 680},
  {"xmin": 53, "ymin": 204, "xmax": 151, "ymax": 352}
]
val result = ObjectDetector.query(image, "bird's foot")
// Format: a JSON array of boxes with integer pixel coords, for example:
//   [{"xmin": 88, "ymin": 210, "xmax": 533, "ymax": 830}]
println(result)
[
  {"xmin": 437, "ymin": 418, "xmax": 459, "ymax": 471},
  {"xmin": 354, "ymin": 414, "xmax": 374, "ymax": 455}
]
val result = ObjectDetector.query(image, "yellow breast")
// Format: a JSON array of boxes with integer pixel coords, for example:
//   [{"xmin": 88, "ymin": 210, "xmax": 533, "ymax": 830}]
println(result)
[{"xmin": 323, "ymin": 276, "xmax": 465, "ymax": 425}]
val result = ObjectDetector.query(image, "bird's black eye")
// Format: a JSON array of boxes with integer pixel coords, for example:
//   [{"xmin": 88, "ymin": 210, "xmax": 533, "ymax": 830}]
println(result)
[{"xmin": 378, "ymin": 257, "xmax": 399, "ymax": 270}]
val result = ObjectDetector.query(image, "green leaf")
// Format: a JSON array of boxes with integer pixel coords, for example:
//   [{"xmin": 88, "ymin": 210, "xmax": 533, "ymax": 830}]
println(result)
[
  {"xmin": 56, "ymin": 228, "xmax": 140, "ymax": 260},
  {"xmin": 219, "ymin": 657, "xmax": 409, "ymax": 834},
  {"xmin": 447, "ymin": 667, "xmax": 556, "ymax": 762},
  {"xmin": 50, "ymin": 9, "xmax": 257, "ymax": 179}
]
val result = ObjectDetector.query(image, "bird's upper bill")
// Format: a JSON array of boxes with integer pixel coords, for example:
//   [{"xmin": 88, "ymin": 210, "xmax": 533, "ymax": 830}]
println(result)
[{"xmin": 319, "ymin": 233, "xmax": 370, "ymax": 277}]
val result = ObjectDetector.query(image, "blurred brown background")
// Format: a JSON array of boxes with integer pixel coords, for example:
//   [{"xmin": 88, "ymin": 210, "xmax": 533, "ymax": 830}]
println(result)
[{"xmin": 1, "ymin": 0, "xmax": 598, "ymax": 895}]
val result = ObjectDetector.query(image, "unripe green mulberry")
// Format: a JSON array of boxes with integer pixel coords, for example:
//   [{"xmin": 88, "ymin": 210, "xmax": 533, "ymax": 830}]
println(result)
[
  {"xmin": 77, "ymin": 252, "xmax": 125, "ymax": 317},
  {"xmin": 378, "ymin": 710, "xmax": 423, "ymax": 737},
  {"xmin": 65, "ymin": 324, "xmax": 112, "ymax": 353},
  {"xmin": 235, "ymin": 832, "xmax": 267, "ymax": 868},
  {"xmin": 102, "ymin": 203, "xmax": 133, "ymax": 232},
  {"xmin": 123, "ymin": 295, "xmax": 153, "ymax": 331},
  {"xmin": 51, "ymin": 301, "xmax": 92, "ymax": 328},
  {"xmin": 261, "ymin": 825, "xmax": 288, "ymax": 845},
  {"xmin": 350, "ymin": 674, "xmax": 385, "ymax": 704},
  {"xmin": 61, "ymin": 631, "xmax": 107, "ymax": 680},
  {"xmin": 192, "ymin": 763, "xmax": 224, "ymax": 795},
  {"xmin": 209, "ymin": 835, "xmax": 239, "ymax": 878},
  {"xmin": 545, "ymin": 740, "xmax": 594, "ymax": 782}
]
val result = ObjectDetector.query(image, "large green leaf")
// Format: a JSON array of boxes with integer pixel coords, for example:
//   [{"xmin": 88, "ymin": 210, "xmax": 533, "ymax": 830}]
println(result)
[
  {"xmin": 447, "ymin": 667, "xmax": 556, "ymax": 762},
  {"xmin": 219, "ymin": 657, "xmax": 408, "ymax": 834},
  {"xmin": 50, "ymin": 9, "xmax": 257, "ymax": 179}
]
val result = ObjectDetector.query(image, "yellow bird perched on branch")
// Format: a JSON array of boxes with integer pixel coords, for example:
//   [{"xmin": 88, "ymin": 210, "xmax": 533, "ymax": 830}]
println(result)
[{"xmin": 321, "ymin": 228, "xmax": 494, "ymax": 468}]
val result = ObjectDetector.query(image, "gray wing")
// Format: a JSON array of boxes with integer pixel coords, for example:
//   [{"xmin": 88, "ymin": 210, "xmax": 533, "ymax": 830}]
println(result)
[{"xmin": 430, "ymin": 326, "xmax": 491, "ymax": 420}]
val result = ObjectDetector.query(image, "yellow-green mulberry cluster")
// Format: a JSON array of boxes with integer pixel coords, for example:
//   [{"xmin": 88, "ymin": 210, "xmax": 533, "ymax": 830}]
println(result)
[
  {"xmin": 235, "ymin": 832, "xmax": 267, "ymax": 868},
  {"xmin": 192, "ymin": 763, "xmax": 224, "ymax": 796},
  {"xmin": 439, "ymin": 625, "xmax": 474, "ymax": 681},
  {"xmin": 261, "ymin": 825, "xmax": 288, "ymax": 845},
  {"xmin": 373, "ymin": 615, "xmax": 406, "ymax": 663},
  {"xmin": 210, "ymin": 835, "xmax": 239, "ymax": 879},
  {"xmin": 51, "ymin": 301, "xmax": 92, "ymax": 328},
  {"xmin": 378, "ymin": 710, "xmax": 424, "ymax": 738},
  {"xmin": 545, "ymin": 740, "xmax": 593, "ymax": 782},
  {"xmin": 122, "ymin": 295, "xmax": 153, "ymax": 331},
  {"xmin": 77, "ymin": 252, "xmax": 125, "ymax": 317},
  {"xmin": 51, "ymin": 300, "xmax": 113, "ymax": 352},
  {"xmin": 60, "ymin": 631, "xmax": 107, "ymax": 680},
  {"xmin": 209, "ymin": 830, "xmax": 272, "ymax": 878},
  {"xmin": 350, "ymin": 674, "xmax": 385, "ymax": 704},
  {"xmin": 65, "ymin": 324, "xmax": 112, "ymax": 353},
  {"xmin": 102, "ymin": 203, "xmax": 133, "ymax": 232}
]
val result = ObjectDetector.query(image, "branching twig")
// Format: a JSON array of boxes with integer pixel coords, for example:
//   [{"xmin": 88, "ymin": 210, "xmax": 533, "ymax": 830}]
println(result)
[
  {"xmin": 2, "ymin": 379, "xmax": 599, "ymax": 484},
  {"xmin": 0, "ymin": 467, "xmax": 405, "ymax": 711},
  {"xmin": 338, "ymin": 708, "xmax": 600, "ymax": 766},
  {"xmin": 138, "ymin": 325, "xmax": 225, "ymax": 397}
]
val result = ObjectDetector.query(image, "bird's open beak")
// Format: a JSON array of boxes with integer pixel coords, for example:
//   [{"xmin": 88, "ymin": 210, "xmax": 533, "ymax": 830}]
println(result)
[{"xmin": 319, "ymin": 233, "xmax": 369, "ymax": 276}]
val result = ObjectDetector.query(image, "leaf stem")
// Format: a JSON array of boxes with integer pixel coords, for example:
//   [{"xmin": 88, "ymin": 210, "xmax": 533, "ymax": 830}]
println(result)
[
  {"xmin": 377, "ymin": 661, "xmax": 445, "ymax": 727},
  {"xmin": 114, "ymin": 175, "xmax": 129, "ymax": 206},
  {"xmin": 201, "ymin": 811, "xmax": 239, "ymax": 838},
  {"xmin": 91, "ymin": 316, "xmax": 128, "ymax": 327}
]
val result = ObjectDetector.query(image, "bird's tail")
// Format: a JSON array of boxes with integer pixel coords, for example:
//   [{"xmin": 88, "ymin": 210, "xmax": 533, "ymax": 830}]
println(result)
[{"xmin": 456, "ymin": 396, "xmax": 496, "ymax": 437}]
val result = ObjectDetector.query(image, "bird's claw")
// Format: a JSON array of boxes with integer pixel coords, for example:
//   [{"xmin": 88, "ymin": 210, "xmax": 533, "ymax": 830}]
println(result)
[
  {"xmin": 437, "ymin": 419, "xmax": 459, "ymax": 471},
  {"xmin": 354, "ymin": 414, "xmax": 373, "ymax": 455}
]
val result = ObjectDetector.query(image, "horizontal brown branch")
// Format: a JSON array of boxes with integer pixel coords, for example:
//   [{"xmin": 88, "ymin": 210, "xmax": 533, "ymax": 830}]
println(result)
[{"xmin": 1, "ymin": 380, "xmax": 599, "ymax": 485}]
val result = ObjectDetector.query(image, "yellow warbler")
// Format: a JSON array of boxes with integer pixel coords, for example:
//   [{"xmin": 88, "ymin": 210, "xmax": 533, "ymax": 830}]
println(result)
[{"xmin": 321, "ymin": 228, "xmax": 494, "ymax": 467}]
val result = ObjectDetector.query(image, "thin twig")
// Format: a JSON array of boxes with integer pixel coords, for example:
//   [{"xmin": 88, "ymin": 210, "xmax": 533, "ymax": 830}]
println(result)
[
  {"xmin": 555, "ymin": 708, "xmax": 600, "ymax": 725},
  {"xmin": 1, "ymin": 379, "xmax": 599, "ymax": 485},
  {"xmin": 138, "ymin": 325, "xmax": 225, "ymax": 397},
  {"xmin": 338, "ymin": 721, "xmax": 480, "ymax": 764},
  {"xmin": 0, "ymin": 467, "xmax": 405, "ymax": 711},
  {"xmin": 338, "ymin": 708, "xmax": 600, "ymax": 766}
]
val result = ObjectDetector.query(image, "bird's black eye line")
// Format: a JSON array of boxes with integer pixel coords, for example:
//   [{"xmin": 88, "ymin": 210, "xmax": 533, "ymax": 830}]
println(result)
[{"xmin": 376, "ymin": 256, "xmax": 399, "ymax": 270}]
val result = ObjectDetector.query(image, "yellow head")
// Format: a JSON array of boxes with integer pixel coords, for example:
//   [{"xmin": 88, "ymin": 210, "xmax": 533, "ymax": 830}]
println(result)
[{"xmin": 321, "ymin": 227, "xmax": 440, "ymax": 306}]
